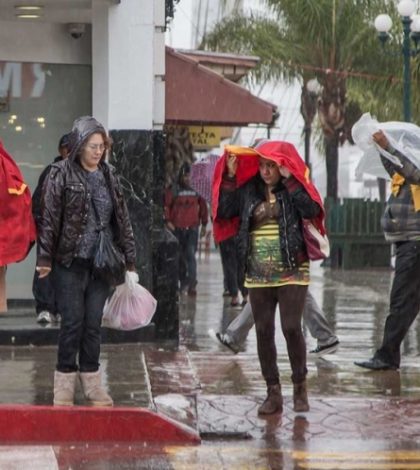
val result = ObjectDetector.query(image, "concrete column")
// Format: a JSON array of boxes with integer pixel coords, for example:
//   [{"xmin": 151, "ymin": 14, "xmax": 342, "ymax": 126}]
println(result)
[
  {"xmin": 92, "ymin": 0, "xmax": 164, "ymax": 130},
  {"xmin": 91, "ymin": 0, "xmax": 178, "ymax": 341}
]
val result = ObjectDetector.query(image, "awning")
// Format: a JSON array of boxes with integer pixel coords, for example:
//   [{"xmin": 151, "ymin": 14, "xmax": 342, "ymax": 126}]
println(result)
[
  {"xmin": 165, "ymin": 48, "xmax": 277, "ymax": 127},
  {"xmin": 174, "ymin": 49, "xmax": 260, "ymax": 82}
]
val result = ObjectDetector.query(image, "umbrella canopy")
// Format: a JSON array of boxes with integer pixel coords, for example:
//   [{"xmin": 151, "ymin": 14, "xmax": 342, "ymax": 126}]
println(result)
[{"xmin": 189, "ymin": 154, "xmax": 219, "ymax": 204}]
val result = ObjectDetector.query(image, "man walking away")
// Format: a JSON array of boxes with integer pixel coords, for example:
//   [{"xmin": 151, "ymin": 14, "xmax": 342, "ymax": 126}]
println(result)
[{"xmin": 165, "ymin": 163, "xmax": 208, "ymax": 296}]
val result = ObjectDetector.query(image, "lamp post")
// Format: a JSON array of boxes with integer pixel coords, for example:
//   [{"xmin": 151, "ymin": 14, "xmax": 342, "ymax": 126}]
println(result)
[{"xmin": 374, "ymin": 0, "xmax": 420, "ymax": 122}]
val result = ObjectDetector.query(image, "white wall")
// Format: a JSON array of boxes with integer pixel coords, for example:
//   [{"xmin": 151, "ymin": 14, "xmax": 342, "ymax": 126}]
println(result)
[
  {"xmin": 92, "ymin": 0, "xmax": 165, "ymax": 131},
  {"xmin": 0, "ymin": 20, "xmax": 91, "ymax": 65}
]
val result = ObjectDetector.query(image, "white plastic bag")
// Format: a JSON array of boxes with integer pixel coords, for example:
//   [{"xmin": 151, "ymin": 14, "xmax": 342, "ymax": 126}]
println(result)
[
  {"xmin": 352, "ymin": 113, "xmax": 420, "ymax": 180},
  {"xmin": 102, "ymin": 271, "xmax": 157, "ymax": 330}
]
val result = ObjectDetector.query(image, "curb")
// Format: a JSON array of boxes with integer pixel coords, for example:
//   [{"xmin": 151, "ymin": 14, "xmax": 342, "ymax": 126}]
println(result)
[{"xmin": 0, "ymin": 405, "xmax": 200, "ymax": 444}]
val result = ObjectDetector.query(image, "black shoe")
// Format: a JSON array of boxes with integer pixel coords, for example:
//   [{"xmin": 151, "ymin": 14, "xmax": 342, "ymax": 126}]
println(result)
[
  {"xmin": 354, "ymin": 357, "xmax": 398, "ymax": 371},
  {"xmin": 309, "ymin": 340, "xmax": 339, "ymax": 357}
]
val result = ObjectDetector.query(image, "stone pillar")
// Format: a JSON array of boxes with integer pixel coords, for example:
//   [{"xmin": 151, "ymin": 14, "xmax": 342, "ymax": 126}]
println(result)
[
  {"xmin": 151, "ymin": 131, "xmax": 179, "ymax": 340},
  {"xmin": 92, "ymin": 0, "xmax": 178, "ymax": 341},
  {"xmin": 109, "ymin": 130, "xmax": 154, "ymax": 290}
]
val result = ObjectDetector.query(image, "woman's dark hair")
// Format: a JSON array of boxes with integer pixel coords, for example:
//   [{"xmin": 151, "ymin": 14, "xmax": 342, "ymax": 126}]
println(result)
[{"xmin": 58, "ymin": 133, "xmax": 71, "ymax": 150}]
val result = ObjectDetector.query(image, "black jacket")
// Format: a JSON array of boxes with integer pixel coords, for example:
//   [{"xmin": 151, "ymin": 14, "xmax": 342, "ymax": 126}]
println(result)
[
  {"xmin": 32, "ymin": 155, "xmax": 63, "ymax": 223},
  {"xmin": 217, "ymin": 173, "xmax": 321, "ymax": 271},
  {"xmin": 37, "ymin": 117, "xmax": 136, "ymax": 270}
]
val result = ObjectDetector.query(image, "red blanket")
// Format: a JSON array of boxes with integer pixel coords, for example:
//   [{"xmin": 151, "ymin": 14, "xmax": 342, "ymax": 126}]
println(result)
[
  {"xmin": 212, "ymin": 141, "xmax": 326, "ymax": 243},
  {"xmin": 0, "ymin": 141, "xmax": 36, "ymax": 265}
]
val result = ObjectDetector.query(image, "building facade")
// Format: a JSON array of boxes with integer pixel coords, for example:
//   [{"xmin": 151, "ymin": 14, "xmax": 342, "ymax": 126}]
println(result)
[{"xmin": 0, "ymin": 0, "xmax": 178, "ymax": 339}]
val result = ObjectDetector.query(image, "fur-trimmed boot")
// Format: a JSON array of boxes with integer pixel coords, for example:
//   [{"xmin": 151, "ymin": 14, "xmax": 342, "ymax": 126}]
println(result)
[
  {"xmin": 80, "ymin": 371, "xmax": 113, "ymax": 407},
  {"xmin": 258, "ymin": 384, "xmax": 283, "ymax": 415},
  {"xmin": 54, "ymin": 371, "xmax": 77, "ymax": 406},
  {"xmin": 293, "ymin": 381, "xmax": 309, "ymax": 412}
]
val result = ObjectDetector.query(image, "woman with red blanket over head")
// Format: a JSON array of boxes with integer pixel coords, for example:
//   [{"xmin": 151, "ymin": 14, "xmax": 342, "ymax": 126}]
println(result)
[
  {"xmin": 0, "ymin": 141, "xmax": 36, "ymax": 311},
  {"xmin": 214, "ymin": 140, "xmax": 326, "ymax": 415}
]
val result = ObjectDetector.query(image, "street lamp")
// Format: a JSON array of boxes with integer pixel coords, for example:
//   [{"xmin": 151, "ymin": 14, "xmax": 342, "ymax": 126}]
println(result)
[{"xmin": 374, "ymin": 0, "xmax": 420, "ymax": 122}]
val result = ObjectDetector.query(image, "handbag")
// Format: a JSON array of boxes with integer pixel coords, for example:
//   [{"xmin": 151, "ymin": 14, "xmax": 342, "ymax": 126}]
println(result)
[
  {"xmin": 302, "ymin": 219, "xmax": 330, "ymax": 261},
  {"xmin": 91, "ymin": 199, "xmax": 126, "ymax": 286}
]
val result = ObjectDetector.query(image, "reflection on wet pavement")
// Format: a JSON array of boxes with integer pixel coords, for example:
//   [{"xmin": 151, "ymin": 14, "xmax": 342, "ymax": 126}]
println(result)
[
  {"xmin": 2, "ymin": 253, "xmax": 420, "ymax": 467},
  {"xmin": 0, "ymin": 345, "xmax": 152, "ymax": 408},
  {"xmin": 186, "ymin": 255, "xmax": 420, "ymax": 399}
]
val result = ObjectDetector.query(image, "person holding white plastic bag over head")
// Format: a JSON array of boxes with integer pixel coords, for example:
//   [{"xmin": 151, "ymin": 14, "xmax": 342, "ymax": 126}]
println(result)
[
  {"xmin": 103, "ymin": 271, "xmax": 157, "ymax": 330},
  {"xmin": 352, "ymin": 119, "xmax": 420, "ymax": 371},
  {"xmin": 353, "ymin": 112, "xmax": 420, "ymax": 180},
  {"xmin": 36, "ymin": 116, "xmax": 137, "ymax": 407}
]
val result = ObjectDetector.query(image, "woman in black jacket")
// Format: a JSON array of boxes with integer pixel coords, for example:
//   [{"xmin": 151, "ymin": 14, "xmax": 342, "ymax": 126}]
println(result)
[
  {"xmin": 217, "ymin": 141, "xmax": 322, "ymax": 415},
  {"xmin": 36, "ymin": 116, "xmax": 136, "ymax": 407}
]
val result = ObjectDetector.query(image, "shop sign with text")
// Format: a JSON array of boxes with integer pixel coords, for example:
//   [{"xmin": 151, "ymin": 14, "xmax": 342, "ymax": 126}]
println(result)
[{"xmin": 189, "ymin": 126, "xmax": 221, "ymax": 149}]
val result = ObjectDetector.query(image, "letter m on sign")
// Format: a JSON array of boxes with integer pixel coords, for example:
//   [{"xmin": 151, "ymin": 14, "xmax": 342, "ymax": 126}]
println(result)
[{"xmin": 0, "ymin": 63, "xmax": 22, "ymax": 98}]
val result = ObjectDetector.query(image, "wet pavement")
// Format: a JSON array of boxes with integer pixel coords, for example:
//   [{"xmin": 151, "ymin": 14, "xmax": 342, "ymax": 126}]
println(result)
[{"xmin": 2, "ymin": 252, "xmax": 420, "ymax": 468}]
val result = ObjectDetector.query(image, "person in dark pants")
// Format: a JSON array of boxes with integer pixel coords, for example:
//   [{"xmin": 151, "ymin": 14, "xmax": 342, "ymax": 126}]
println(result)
[
  {"xmin": 215, "ymin": 141, "xmax": 326, "ymax": 415},
  {"xmin": 209, "ymin": 290, "xmax": 339, "ymax": 355},
  {"xmin": 32, "ymin": 133, "xmax": 70, "ymax": 324},
  {"xmin": 219, "ymin": 234, "xmax": 248, "ymax": 306},
  {"xmin": 36, "ymin": 116, "xmax": 136, "ymax": 407},
  {"xmin": 165, "ymin": 163, "xmax": 208, "ymax": 296},
  {"xmin": 355, "ymin": 130, "xmax": 420, "ymax": 371}
]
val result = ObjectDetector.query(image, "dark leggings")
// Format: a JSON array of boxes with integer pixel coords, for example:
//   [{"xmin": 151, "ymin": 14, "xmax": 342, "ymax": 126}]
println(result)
[{"xmin": 249, "ymin": 285, "xmax": 308, "ymax": 386}]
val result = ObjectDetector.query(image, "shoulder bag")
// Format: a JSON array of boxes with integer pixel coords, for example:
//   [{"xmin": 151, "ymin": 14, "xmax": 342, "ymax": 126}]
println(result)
[
  {"xmin": 91, "ymin": 198, "xmax": 126, "ymax": 286},
  {"xmin": 302, "ymin": 219, "xmax": 330, "ymax": 261}
]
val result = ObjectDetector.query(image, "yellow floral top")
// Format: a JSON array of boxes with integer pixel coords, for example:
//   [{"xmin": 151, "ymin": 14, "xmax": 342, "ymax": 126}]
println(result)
[{"xmin": 244, "ymin": 221, "xmax": 310, "ymax": 288}]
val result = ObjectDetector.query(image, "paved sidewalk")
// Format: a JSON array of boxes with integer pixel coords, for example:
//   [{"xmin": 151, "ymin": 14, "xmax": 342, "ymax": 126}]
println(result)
[{"xmin": 2, "ymin": 253, "xmax": 420, "ymax": 467}]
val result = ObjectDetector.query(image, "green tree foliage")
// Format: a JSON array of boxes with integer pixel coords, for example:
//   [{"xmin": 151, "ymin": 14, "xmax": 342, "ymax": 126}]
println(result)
[{"xmin": 201, "ymin": 0, "xmax": 420, "ymax": 198}]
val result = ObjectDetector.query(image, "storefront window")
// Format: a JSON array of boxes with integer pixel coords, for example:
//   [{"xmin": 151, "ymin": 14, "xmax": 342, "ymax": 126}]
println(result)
[{"xmin": 0, "ymin": 61, "xmax": 92, "ymax": 299}]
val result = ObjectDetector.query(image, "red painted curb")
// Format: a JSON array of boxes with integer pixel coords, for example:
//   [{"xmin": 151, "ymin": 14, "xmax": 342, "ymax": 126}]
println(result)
[{"xmin": 0, "ymin": 405, "xmax": 200, "ymax": 444}]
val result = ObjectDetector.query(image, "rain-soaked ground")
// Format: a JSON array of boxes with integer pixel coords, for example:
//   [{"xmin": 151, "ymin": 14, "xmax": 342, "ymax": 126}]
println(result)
[{"xmin": 2, "ymin": 252, "xmax": 420, "ymax": 468}]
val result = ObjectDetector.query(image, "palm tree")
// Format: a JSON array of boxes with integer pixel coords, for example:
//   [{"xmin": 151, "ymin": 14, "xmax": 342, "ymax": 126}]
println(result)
[{"xmin": 201, "ymin": 0, "xmax": 420, "ymax": 199}]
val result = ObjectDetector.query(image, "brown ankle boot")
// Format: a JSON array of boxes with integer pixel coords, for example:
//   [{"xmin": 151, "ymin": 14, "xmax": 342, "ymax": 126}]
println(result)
[
  {"xmin": 293, "ymin": 381, "xmax": 309, "ymax": 412},
  {"xmin": 258, "ymin": 384, "xmax": 283, "ymax": 415}
]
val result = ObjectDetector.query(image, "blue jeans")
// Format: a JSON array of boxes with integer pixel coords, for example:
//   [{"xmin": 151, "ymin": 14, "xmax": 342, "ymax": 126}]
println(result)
[
  {"xmin": 174, "ymin": 228, "xmax": 198, "ymax": 290},
  {"xmin": 54, "ymin": 259, "xmax": 110, "ymax": 373}
]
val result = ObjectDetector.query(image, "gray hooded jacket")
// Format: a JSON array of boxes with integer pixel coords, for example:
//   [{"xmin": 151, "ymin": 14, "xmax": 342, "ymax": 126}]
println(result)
[{"xmin": 37, "ymin": 116, "xmax": 136, "ymax": 270}]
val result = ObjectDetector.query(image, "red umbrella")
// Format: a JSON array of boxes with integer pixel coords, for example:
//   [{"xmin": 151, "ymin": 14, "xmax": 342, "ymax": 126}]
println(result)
[{"xmin": 190, "ymin": 154, "xmax": 219, "ymax": 204}]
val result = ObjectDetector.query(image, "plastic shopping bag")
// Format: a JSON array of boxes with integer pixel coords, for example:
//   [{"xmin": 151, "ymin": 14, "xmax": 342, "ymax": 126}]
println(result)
[
  {"xmin": 102, "ymin": 271, "xmax": 157, "ymax": 330},
  {"xmin": 352, "ymin": 113, "xmax": 420, "ymax": 180}
]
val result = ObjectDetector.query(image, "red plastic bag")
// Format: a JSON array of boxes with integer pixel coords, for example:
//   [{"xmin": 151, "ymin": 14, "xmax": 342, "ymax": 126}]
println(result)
[{"xmin": 102, "ymin": 272, "xmax": 157, "ymax": 330}]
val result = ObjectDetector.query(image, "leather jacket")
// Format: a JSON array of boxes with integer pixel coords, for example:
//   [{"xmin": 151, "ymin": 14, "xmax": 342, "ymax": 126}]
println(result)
[
  {"xmin": 217, "ymin": 173, "xmax": 321, "ymax": 270},
  {"xmin": 36, "ymin": 117, "xmax": 136, "ymax": 270}
]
